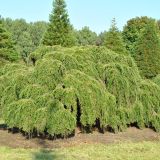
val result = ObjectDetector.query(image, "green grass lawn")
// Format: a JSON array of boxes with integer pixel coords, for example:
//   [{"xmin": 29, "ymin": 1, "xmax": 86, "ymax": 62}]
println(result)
[
  {"xmin": 0, "ymin": 119, "xmax": 160, "ymax": 159},
  {"xmin": 0, "ymin": 141, "xmax": 160, "ymax": 160}
]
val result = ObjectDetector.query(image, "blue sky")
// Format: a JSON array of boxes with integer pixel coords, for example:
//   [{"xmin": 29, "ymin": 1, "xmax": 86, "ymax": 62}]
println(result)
[{"xmin": 1, "ymin": 0, "xmax": 160, "ymax": 33}]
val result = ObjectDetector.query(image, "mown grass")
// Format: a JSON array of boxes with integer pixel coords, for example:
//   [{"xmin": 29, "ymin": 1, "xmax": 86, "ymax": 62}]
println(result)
[{"xmin": 0, "ymin": 141, "xmax": 160, "ymax": 160}]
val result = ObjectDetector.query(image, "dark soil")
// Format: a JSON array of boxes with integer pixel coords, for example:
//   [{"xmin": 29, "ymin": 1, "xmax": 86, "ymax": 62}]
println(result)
[{"xmin": 0, "ymin": 127, "xmax": 160, "ymax": 149}]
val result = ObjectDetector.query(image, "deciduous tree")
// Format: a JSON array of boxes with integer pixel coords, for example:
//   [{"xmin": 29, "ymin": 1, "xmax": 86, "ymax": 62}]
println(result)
[{"xmin": 75, "ymin": 26, "xmax": 97, "ymax": 46}]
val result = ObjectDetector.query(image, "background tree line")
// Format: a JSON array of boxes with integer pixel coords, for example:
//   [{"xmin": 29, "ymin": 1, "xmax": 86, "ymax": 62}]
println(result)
[{"xmin": 1, "ymin": 0, "xmax": 160, "ymax": 79}]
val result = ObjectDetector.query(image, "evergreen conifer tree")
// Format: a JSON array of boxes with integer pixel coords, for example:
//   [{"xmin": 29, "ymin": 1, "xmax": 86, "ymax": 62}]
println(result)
[
  {"xmin": 104, "ymin": 18, "xmax": 127, "ymax": 54},
  {"xmin": 0, "ymin": 18, "xmax": 18, "ymax": 61},
  {"xmin": 43, "ymin": 0, "xmax": 75, "ymax": 47},
  {"xmin": 135, "ymin": 23, "xmax": 160, "ymax": 78}
]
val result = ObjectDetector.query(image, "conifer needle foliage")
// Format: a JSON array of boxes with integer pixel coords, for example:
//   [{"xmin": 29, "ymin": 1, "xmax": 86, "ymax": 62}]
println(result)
[
  {"xmin": 42, "ymin": 0, "xmax": 75, "ymax": 47},
  {"xmin": 1, "ymin": 46, "xmax": 160, "ymax": 137},
  {"xmin": 0, "ymin": 19, "xmax": 19, "ymax": 62}
]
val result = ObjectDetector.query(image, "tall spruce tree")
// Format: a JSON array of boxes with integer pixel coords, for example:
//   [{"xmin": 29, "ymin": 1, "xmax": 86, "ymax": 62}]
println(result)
[
  {"xmin": 43, "ymin": 0, "xmax": 75, "ymax": 47},
  {"xmin": 135, "ymin": 23, "xmax": 160, "ymax": 78},
  {"xmin": 0, "ymin": 18, "xmax": 18, "ymax": 62},
  {"xmin": 104, "ymin": 18, "xmax": 127, "ymax": 54}
]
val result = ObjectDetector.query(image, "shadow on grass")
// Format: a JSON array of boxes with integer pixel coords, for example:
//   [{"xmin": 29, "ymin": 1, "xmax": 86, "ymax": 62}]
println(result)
[
  {"xmin": 32, "ymin": 138, "xmax": 64, "ymax": 160},
  {"xmin": 33, "ymin": 149, "xmax": 58, "ymax": 160}
]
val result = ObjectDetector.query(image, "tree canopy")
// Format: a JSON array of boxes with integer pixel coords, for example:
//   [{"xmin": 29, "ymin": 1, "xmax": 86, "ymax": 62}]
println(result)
[
  {"xmin": 134, "ymin": 23, "xmax": 160, "ymax": 78},
  {"xmin": 74, "ymin": 26, "xmax": 97, "ymax": 46},
  {"xmin": 123, "ymin": 16, "xmax": 158, "ymax": 56},
  {"xmin": 2, "ymin": 18, "xmax": 47, "ymax": 61},
  {"xmin": 42, "ymin": 0, "xmax": 75, "ymax": 47},
  {"xmin": 104, "ymin": 18, "xmax": 127, "ymax": 54},
  {"xmin": 0, "ymin": 18, "xmax": 18, "ymax": 62}
]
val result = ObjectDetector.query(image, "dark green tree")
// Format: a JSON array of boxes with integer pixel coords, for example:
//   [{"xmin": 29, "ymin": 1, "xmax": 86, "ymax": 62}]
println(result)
[
  {"xmin": 123, "ymin": 16, "xmax": 157, "ymax": 56},
  {"xmin": 0, "ymin": 18, "xmax": 18, "ymax": 62},
  {"xmin": 135, "ymin": 23, "xmax": 160, "ymax": 78},
  {"xmin": 104, "ymin": 18, "xmax": 127, "ymax": 54},
  {"xmin": 43, "ymin": 0, "xmax": 75, "ymax": 47}
]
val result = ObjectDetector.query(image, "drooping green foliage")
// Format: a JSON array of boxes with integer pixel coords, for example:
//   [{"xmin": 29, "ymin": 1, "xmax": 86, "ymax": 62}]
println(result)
[
  {"xmin": 123, "ymin": 16, "xmax": 158, "ymax": 56},
  {"xmin": 104, "ymin": 18, "xmax": 128, "ymax": 55},
  {"xmin": 134, "ymin": 23, "xmax": 160, "ymax": 78},
  {"xmin": 0, "ymin": 58, "xmax": 8, "ymax": 69},
  {"xmin": 29, "ymin": 45, "xmax": 56, "ymax": 63},
  {"xmin": 42, "ymin": 0, "xmax": 75, "ymax": 47},
  {"xmin": 153, "ymin": 74, "xmax": 160, "ymax": 87},
  {"xmin": 1, "ymin": 46, "xmax": 160, "ymax": 137},
  {"xmin": 0, "ymin": 19, "xmax": 19, "ymax": 62},
  {"xmin": 139, "ymin": 80, "xmax": 160, "ymax": 131}
]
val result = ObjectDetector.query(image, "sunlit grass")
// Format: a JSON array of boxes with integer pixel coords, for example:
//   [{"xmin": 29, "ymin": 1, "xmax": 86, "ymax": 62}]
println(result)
[{"xmin": 0, "ymin": 141, "xmax": 160, "ymax": 160}]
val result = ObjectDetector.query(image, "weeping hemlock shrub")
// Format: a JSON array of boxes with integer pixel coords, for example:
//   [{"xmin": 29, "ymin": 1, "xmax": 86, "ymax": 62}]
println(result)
[{"xmin": 1, "ymin": 46, "xmax": 160, "ymax": 137}]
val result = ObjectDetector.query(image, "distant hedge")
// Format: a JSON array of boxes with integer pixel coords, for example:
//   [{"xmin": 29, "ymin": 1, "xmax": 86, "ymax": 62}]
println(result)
[{"xmin": 1, "ymin": 46, "xmax": 160, "ymax": 137}]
